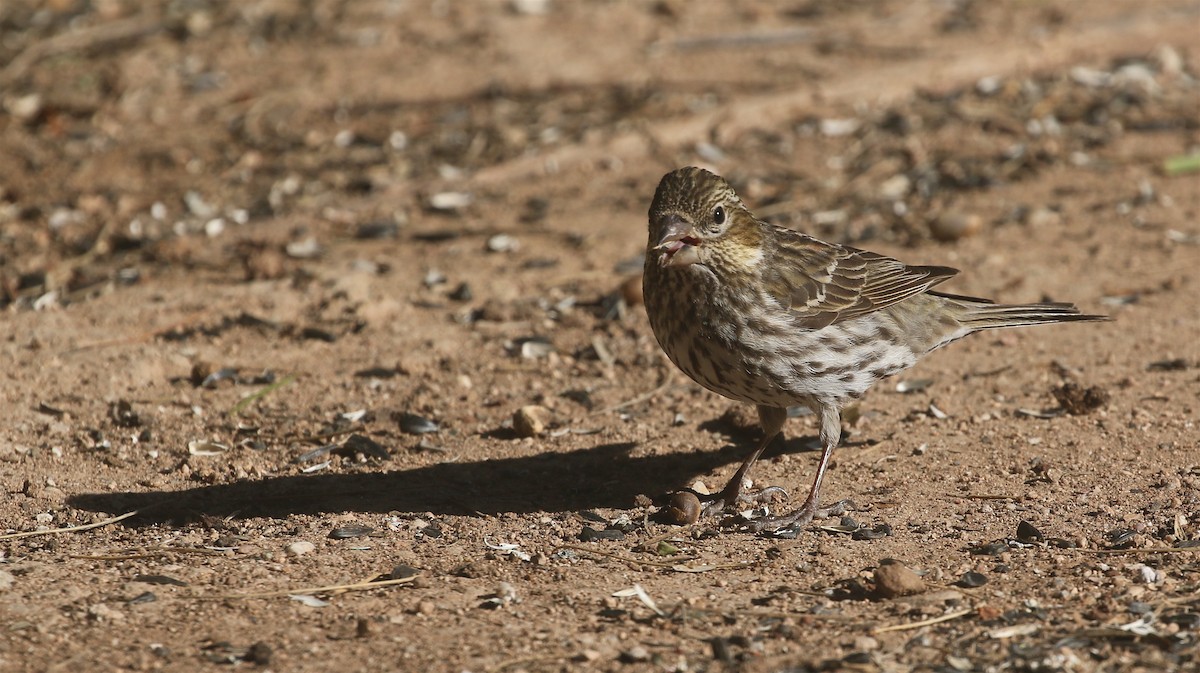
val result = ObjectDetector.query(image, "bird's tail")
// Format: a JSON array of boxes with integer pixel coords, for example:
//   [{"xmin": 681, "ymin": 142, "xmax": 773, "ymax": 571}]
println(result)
[{"xmin": 933, "ymin": 291, "xmax": 1109, "ymax": 330}]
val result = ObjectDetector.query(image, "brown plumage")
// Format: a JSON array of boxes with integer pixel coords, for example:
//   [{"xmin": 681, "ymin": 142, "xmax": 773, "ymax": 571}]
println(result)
[{"xmin": 643, "ymin": 167, "xmax": 1106, "ymax": 532}]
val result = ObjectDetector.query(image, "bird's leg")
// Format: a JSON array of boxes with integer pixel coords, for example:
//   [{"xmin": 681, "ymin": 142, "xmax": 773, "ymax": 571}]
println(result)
[
  {"xmin": 744, "ymin": 402, "xmax": 853, "ymax": 533},
  {"xmin": 700, "ymin": 405, "xmax": 790, "ymax": 517}
]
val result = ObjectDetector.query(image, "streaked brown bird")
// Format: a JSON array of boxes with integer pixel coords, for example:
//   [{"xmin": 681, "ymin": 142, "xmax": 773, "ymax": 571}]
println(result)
[{"xmin": 643, "ymin": 166, "xmax": 1106, "ymax": 532}]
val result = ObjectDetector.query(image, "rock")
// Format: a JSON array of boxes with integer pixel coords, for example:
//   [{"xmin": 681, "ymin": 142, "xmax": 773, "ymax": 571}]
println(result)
[
  {"xmin": 874, "ymin": 560, "xmax": 926, "ymax": 598},
  {"xmin": 513, "ymin": 405, "xmax": 551, "ymax": 437},
  {"xmin": 619, "ymin": 275, "xmax": 643, "ymax": 307},
  {"xmin": 0, "ymin": 569, "xmax": 15, "ymax": 591},
  {"xmin": 620, "ymin": 646, "xmax": 650, "ymax": 663},
  {"xmin": 662, "ymin": 491, "xmax": 701, "ymax": 525},
  {"xmin": 286, "ymin": 541, "xmax": 315, "ymax": 557},
  {"xmin": 930, "ymin": 212, "xmax": 983, "ymax": 242},
  {"xmin": 1027, "ymin": 207, "xmax": 1062, "ymax": 229}
]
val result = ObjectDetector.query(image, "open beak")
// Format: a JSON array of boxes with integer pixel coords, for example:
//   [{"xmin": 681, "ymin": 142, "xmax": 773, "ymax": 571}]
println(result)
[{"xmin": 652, "ymin": 214, "xmax": 701, "ymax": 268}]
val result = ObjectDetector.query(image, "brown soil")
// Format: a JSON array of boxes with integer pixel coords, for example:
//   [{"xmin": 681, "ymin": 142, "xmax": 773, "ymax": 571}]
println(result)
[{"xmin": 2, "ymin": 1, "xmax": 1199, "ymax": 672}]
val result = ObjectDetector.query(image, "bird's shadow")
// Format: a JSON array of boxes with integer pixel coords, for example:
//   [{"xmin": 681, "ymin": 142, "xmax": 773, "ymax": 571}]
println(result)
[{"xmin": 67, "ymin": 432, "xmax": 822, "ymax": 527}]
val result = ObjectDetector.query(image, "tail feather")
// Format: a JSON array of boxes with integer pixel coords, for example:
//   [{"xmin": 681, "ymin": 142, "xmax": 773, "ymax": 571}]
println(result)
[{"xmin": 951, "ymin": 297, "xmax": 1108, "ymax": 330}]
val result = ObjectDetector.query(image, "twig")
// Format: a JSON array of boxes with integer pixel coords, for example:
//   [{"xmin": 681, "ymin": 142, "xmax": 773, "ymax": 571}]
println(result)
[
  {"xmin": 2, "ymin": 14, "xmax": 164, "ymax": 86},
  {"xmin": 215, "ymin": 575, "xmax": 418, "ymax": 600},
  {"xmin": 64, "ymin": 310, "xmax": 212, "ymax": 353},
  {"xmin": 873, "ymin": 609, "xmax": 974, "ymax": 634},
  {"xmin": 591, "ymin": 368, "xmax": 673, "ymax": 415},
  {"xmin": 556, "ymin": 544, "xmax": 753, "ymax": 573},
  {"xmin": 493, "ymin": 655, "xmax": 568, "ymax": 672},
  {"xmin": 633, "ymin": 523, "xmax": 704, "ymax": 553},
  {"xmin": 0, "ymin": 510, "xmax": 139, "ymax": 541},
  {"xmin": 231, "ymin": 373, "xmax": 297, "ymax": 416},
  {"xmin": 69, "ymin": 545, "xmax": 231, "ymax": 560},
  {"xmin": 1075, "ymin": 546, "xmax": 1200, "ymax": 555}
]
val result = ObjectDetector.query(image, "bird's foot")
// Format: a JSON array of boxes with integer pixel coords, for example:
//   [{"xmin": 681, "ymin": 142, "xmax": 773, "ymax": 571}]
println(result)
[
  {"xmin": 700, "ymin": 485, "xmax": 789, "ymax": 519},
  {"xmin": 741, "ymin": 498, "xmax": 854, "ymax": 534}
]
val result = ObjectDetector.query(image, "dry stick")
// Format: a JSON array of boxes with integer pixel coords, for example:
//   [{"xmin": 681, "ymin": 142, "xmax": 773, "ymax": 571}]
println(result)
[
  {"xmin": 633, "ymin": 522, "xmax": 706, "ymax": 553},
  {"xmin": 215, "ymin": 575, "xmax": 418, "ymax": 600},
  {"xmin": 70, "ymin": 546, "xmax": 231, "ymax": 560},
  {"xmin": 260, "ymin": 424, "xmax": 365, "ymax": 444},
  {"xmin": 592, "ymin": 367, "xmax": 673, "ymax": 416},
  {"xmin": 556, "ymin": 544, "xmax": 752, "ymax": 573},
  {"xmin": 0, "ymin": 510, "xmax": 140, "ymax": 541},
  {"xmin": 493, "ymin": 655, "xmax": 568, "ymax": 673},
  {"xmin": 1076, "ymin": 546, "xmax": 1200, "ymax": 556},
  {"xmin": 874, "ymin": 609, "xmax": 974, "ymax": 635},
  {"xmin": 1, "ymin": 13, "xmax": 164, "ymax": 86},
  {"xmin": 65, "ymin": 310, "xmax": 211, "ymax": 353}
]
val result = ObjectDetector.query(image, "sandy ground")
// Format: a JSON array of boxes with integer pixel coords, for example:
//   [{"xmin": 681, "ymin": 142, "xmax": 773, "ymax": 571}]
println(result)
[{"xmin": 1, "ymin": 1, "xmax": 1199, "ymax": 671}]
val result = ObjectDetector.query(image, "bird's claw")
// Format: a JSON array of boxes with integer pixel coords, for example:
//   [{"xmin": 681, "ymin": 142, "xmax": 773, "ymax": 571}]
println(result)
[
  {"xmin": 741, "ymin": 498, "xmax": 855, "ymax": 533},
  {"xmin": 699, "ymin": 485, "xmax": 790, "ymax": 519}
]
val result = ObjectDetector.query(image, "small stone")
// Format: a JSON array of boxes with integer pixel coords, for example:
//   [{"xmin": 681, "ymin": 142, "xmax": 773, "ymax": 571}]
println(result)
[
  {"xmin": 7, "ymin": 93, "xmax": 43, "ymax": 122},
  {"xmin": 662, "ymin": 491, "xmax": 701, "ymax": 525},
  {"xmin": 853, "ymin": 636, "xmax": 879, "ymax": 651},
  {"xmin": 619, "ymin": 275, "xmax": 643, "ymax": 307},
  {"xmin": 513, "ymin": 405, "xmax": 551, "ymax": 437},
  {"xmin": 878, "ymin": 174, "xmax": 911, "ymax": 201},
  {"xmin": 930, "ymin": 212, "xmax": 983, "ymax": 242},
  {"xmin": 511, "ymin": 0, "xmax": 550, "ymax": 15},
  {"xmin": 956, "ymin": 571, "xmax": 989, "ymax": 588},
  {"xmin": 486, "ymin": 234, "xmax": 519, "ymax": 253},
  {"xmin": 874, "ymin": 560, "xmax": 926, "ymax": 598},
  {"xmin": 417, "ymin": 600, "xmax": 436, "ymax": 616},
  {"xmin": 87, "ymin": 603, "xmax": 125, "ymax": 622},
  {"xmin": 620, "ymin": 646, "xmax": 650, "ymax": 663},
  {"xmin": 428, "ymin": 192, "xmax": 472, "ymax": 211},
  {"xmin": 1027, "ymin": 207, "xmax": 1062, "ymax": 229},
  {"xmin": 1016, "ymin": 520, "xmax": 1044, "ymax": 542},
  {"xmin": 0, "ymin": 569, "xmax": 15, "ymax": 591},
  {"xmin": 286, "ymin": 541, "xmax": 316, "ymax": 557}
]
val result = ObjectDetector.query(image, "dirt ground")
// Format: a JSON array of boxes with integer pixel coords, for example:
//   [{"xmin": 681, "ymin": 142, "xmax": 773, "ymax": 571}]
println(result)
[{"xmin": 2, "ymin": 1, "xmax": 1199, "ymax": 671}]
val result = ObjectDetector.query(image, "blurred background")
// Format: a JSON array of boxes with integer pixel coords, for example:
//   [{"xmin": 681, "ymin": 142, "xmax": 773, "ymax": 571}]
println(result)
[{"xmin": 1, "ymin": 2, "xmax": 1198, "ymax": 672}]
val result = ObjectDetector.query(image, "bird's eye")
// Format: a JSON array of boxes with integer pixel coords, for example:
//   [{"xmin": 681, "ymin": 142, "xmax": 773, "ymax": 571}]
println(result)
[{"xmin": 713, "ymin": 206, "xmax": 726, "ymax": 225}]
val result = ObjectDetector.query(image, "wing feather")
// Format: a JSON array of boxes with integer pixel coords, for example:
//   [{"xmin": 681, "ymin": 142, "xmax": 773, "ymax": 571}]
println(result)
[{"xmin": 762, "ymin": 226, "xmax": 958, "ymax": 329}]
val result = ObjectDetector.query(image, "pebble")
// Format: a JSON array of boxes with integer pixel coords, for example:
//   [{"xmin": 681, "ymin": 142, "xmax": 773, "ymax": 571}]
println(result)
[
  {"xmin": 286, "ymin": 541, "xmax": 315, "ymax": 557},
  {"xmin": 486, "ymin": 234, "xmax": 519, "ymax": 253},
  {"xmin": 619, "ymin": 275, "xmax": 643, "ymax": 306},
  {"xmin": 513, "ymin": 405, "xmax": 551, "ymax": 437},
  {"xmin": 0, "ymin": 569, "xmax": 15, "ymax": 590},
  {"xmin": 428, "ymin": 192, "xmax": 472, "ymax": 211},
  {"xmin": 874, "ymin": 560, "xmax": 926, "ymax": 598},
  {"xmin": 620, "ymin": 646, "xmax": 650, "ymax": 663},
  {"xmin": 7, "ymin": 93, "xmax": 43, "ymax": 121},
  {"xmin": 878, "ymin": 174, "xmax": 911, "ymax": 201},
  {"xmin": 930, "ymin": 212, "xmax": 983, "ymax": 241},
  {"xmin": 662, "ymin": 491, "xmax": 701, "ymax": 525},
  {"xmin": 1027, "ymin": 207, "xmax": 1062, "ymax": 229}
]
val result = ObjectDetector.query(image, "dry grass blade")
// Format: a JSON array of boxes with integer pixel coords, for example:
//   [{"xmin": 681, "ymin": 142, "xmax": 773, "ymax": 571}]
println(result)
[
  {"xmin": 1076, "ymin": 546, "xmax": 1200, "ymax": 555},
  {"xmin": 591, "ymin": 368, "xmax": 673, "ymax": 416},
  {"xmin": 69, "ymin": 546, "xmax": 232, "ymax": 560},
  {"xmin": 231, "ymin": 372, "xmax": 297, "ymax": 415},
  {"xmin": 215, "ymin": 575, "xmax": 419, "ymax": 600},
  {"xmin": 873, "ymin": 609, "xmax": 974, "ymax": 634},
  {"xmin": 555, "ymin": 544, "xmax": 753, "ymax": 572},
  {"xmin": 0, "ymin": 510, "xmax": 139, "ymax": 541}
]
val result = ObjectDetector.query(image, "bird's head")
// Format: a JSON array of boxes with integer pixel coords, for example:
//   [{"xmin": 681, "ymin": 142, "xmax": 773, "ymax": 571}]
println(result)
[{"xmin": 647, "ymin": 167, "xmax": 763, "ymax": 272}]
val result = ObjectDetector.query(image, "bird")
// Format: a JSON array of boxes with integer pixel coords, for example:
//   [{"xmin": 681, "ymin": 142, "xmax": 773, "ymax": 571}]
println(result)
[{"xmin": 642, "ymin": 166, "xmax": 1106, "ymax": 533}]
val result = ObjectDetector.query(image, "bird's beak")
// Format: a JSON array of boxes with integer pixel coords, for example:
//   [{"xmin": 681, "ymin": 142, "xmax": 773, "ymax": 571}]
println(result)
[{"xmin": 652, "ymin": 214, "xmax": 701, "ymax": 268}]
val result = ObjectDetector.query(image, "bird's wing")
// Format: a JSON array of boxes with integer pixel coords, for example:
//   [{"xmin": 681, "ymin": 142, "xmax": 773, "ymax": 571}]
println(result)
[{"xmin": 762, "ymin": 226, "xmax": 959, "ymax": 329}]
